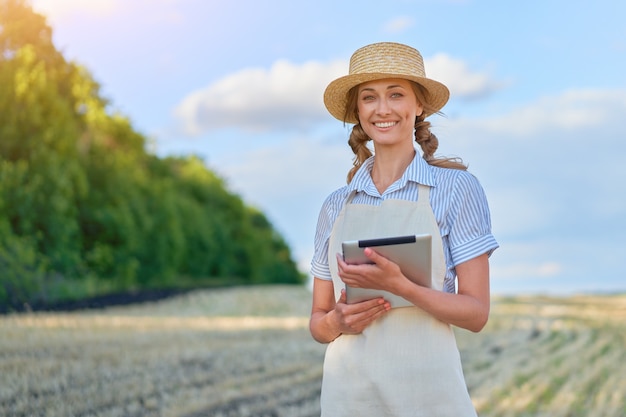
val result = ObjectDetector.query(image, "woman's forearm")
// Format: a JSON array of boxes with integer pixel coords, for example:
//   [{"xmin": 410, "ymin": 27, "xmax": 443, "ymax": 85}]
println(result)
[
  {"xmin": 309, "ymin": 310, "xmax": 341, "ymax": 344},
  {"xmin": 395, "ymin": 254, "xmax": 491, "ymax": 332},
  {"xmin": 397, "ymin": 282, "xmax": 489, "ymax": 332},
  {"xmin": 309, "ymin": 279, "xmax": 342, "ymax": 343}
]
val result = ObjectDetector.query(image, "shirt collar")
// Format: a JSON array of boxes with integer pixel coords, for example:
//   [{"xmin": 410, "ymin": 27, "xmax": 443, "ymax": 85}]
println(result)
[{"xmin": 348, "ymin": 151, "xmax": 436, "ymax": 195}]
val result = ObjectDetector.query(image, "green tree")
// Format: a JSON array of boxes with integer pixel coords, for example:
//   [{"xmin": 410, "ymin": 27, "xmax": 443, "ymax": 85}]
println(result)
[{"xmin": 0, "ymin": 0, "xmax": 303, "ymax": 311}]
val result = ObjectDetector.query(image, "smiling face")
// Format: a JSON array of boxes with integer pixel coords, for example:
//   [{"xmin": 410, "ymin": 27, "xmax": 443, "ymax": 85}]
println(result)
[{"xmin": 356, "ymin": 78, "xmax": 424, "ymax": 149}]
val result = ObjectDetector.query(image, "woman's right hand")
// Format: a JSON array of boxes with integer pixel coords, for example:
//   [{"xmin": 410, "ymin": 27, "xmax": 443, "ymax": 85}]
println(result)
[
  {"xmin": 332, "ymin": 289, "xmax": 390, "ymax": 335},
  {"xmin": 310, "ymin": 278, "xmax": 390, "ymax": 343}
]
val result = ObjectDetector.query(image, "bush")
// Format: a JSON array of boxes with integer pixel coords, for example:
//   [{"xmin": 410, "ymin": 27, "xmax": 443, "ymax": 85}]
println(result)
[{"xmin": 0, "ymin": 231, "xmax": 47, "ymax": 312}]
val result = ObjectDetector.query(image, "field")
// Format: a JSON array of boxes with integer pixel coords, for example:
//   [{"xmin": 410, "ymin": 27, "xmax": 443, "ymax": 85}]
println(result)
[{"xmin": 1, "ymin": 285, "xmax": 625, "ymax": 417}]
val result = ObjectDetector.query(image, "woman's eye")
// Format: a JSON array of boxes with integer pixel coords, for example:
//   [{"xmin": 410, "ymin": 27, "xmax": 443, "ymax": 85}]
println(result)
[{"xmin": 391, "ymin": 92, "xmax": 403, "ymax": 98}]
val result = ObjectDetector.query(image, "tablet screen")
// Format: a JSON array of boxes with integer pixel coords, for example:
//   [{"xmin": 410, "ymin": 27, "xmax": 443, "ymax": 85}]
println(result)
[{"xmin": 341, "ymin": 234, "xmax": 432, "ymax": 307}]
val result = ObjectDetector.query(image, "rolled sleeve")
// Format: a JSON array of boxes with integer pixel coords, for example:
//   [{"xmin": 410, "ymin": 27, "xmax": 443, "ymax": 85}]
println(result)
[
  {"xmin": 450, "ymin": 233, "xmax": 499, "ymax": 266},
  {"xmin": 310, "ymin": 260, "xmax": 332, "ymax": 280},
  {"xmin": 309, "ymin": 188, "xmax": 348, "ymax": 281},
  {"xmin": 447, "ymin": 171, "xmax": 499, "ymax": 266}
]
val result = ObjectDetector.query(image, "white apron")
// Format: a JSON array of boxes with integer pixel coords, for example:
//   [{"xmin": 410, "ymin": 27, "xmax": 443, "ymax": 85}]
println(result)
[{"xmin": 321, "ymin": 184, "xmax": 477, "ymax": 417}]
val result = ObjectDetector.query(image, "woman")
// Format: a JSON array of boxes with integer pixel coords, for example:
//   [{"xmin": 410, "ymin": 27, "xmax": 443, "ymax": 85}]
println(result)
[{"xmin": 309, "ymin": 42, "xmax": 499, "ymax": 416}]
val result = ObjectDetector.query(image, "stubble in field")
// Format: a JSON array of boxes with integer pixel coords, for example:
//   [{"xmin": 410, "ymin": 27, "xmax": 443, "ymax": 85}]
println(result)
[{"xmin": 1, "ymin": 286, "xmax": 624, "ymax": 416}]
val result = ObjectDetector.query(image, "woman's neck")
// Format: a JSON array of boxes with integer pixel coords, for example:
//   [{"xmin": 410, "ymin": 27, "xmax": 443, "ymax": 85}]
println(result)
[{"xmin": 371, "ymin": 147, "xmax": 416, "ymax": 194}]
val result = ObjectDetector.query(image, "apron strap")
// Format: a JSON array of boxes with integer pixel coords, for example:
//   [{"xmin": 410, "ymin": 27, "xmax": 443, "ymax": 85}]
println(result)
[
  {"xmin": 345, "ymin": 190, "xmax": 358, "ymax": 205},
  {"xmin": 417, "ymin": 184, "xmax": 430, "ymax": 203}
]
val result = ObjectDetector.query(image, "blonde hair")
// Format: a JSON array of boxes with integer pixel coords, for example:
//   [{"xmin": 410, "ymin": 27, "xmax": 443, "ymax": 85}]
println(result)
[{"xmin": 344, "ymin": 81, "xmax": 466, "ymax": 183}]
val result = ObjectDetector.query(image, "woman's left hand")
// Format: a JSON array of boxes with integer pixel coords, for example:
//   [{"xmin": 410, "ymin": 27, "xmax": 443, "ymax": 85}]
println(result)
[{"xmin": 336, "ymin": 248, "xmax": 409, "ymax": 294}]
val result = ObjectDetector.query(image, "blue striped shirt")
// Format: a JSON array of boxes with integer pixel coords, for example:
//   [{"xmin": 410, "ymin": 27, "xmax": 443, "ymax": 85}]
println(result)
[{"xmin": 310, "ymin": 153, "xmax": 499, "ymax": 293}]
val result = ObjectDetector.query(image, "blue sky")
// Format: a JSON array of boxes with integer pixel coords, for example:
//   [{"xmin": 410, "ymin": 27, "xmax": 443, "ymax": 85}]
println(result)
[{"xmin": 32, "ymin": 0, "xmax": 626, "ymax": 295}]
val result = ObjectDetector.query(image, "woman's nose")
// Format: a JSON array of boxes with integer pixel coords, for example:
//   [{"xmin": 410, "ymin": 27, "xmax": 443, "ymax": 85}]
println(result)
[{"xmin": 376, "ymin": 98, "xmax": 391, "ymax": 114}]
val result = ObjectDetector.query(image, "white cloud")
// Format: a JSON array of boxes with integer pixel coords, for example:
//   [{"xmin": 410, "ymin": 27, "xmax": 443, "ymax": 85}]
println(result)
[
  {"xmin": 438, "ymin": 89, "xmax": 626, "ymax": 157},
  {"xmin": 174, "ymin": 59, "xmax": 346, "ymax": 135},
  {"xmin": 382, "ymin": 16, "xmax": 414, "ymax": 33},
  {"xmin": 425, "ymin": 53, "xmax": 504, "ymax": 99},
  {"xmin": 174, "ymin": 54, "xmax": 501, "ymax": 136},
  {"xmin": 461, "ymin": 89, "xmax": 626, "ymax": 137}
]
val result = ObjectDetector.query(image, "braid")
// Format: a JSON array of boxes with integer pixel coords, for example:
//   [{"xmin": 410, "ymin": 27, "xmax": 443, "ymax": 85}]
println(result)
[
  {"xmin": 414, "ymin": 115, "xmax": 438, "ymax": 163},
  {"xmin": 414, "ymin": 114, "xmax": 467, "ymax": 170},
  {"xmin": 347, "ymin": 123, "xmax": 372, "ymax": 183}
]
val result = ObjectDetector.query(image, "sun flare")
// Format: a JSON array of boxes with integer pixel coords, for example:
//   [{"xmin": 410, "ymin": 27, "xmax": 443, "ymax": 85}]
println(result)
[{"xmin": 31, "ymin": 0, "xmax": 120, "ymax": 22}]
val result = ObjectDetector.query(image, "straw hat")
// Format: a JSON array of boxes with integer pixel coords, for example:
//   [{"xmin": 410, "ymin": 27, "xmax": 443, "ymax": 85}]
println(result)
[{"xmin": 323, "ymin": 42, "xmax": 449, "ymax": 124}]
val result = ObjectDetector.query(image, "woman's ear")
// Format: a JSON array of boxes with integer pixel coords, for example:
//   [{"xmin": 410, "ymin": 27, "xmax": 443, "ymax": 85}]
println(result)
[{"xmin": 415, "ymin": 101, "xmax": 424, "ymax": 118}]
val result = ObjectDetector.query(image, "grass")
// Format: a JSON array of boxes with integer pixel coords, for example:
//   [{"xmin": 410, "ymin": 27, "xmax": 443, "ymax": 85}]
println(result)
[{"xmin": 1, "ymin": 286, "xmax": 625, "ymax": 416}]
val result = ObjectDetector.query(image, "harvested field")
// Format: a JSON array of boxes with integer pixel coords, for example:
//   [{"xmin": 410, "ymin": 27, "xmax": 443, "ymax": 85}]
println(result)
[{"xmin": 1, "ymin": 285, "xmax": 625, "ymax": 416}]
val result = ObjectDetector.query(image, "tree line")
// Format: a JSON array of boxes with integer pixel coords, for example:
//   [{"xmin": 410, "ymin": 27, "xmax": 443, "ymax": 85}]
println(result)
[{"xmin": 0, "ymin": 0, "xmax": 304, "ymax": 312}]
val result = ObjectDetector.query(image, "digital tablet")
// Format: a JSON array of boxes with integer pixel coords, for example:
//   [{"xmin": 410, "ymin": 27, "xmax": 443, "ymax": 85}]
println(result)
[{"xmin": 341, "ymin": 234, "xmax": 432, "ymax": 308}]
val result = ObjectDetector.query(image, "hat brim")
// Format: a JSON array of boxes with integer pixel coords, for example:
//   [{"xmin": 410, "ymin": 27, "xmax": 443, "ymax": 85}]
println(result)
[{"xmin": 323, "ymin": 73, "xmax": 450, "ymax": 124}]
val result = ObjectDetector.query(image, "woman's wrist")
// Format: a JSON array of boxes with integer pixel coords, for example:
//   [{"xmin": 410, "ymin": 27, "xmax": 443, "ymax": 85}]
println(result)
[
  {"xmin": 325, "ymin": 309, "xmax": 342, "ymax": 342},
  {"xmin": 311, "ymin": 310, "xmax": 342, "ymax": 344}
]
